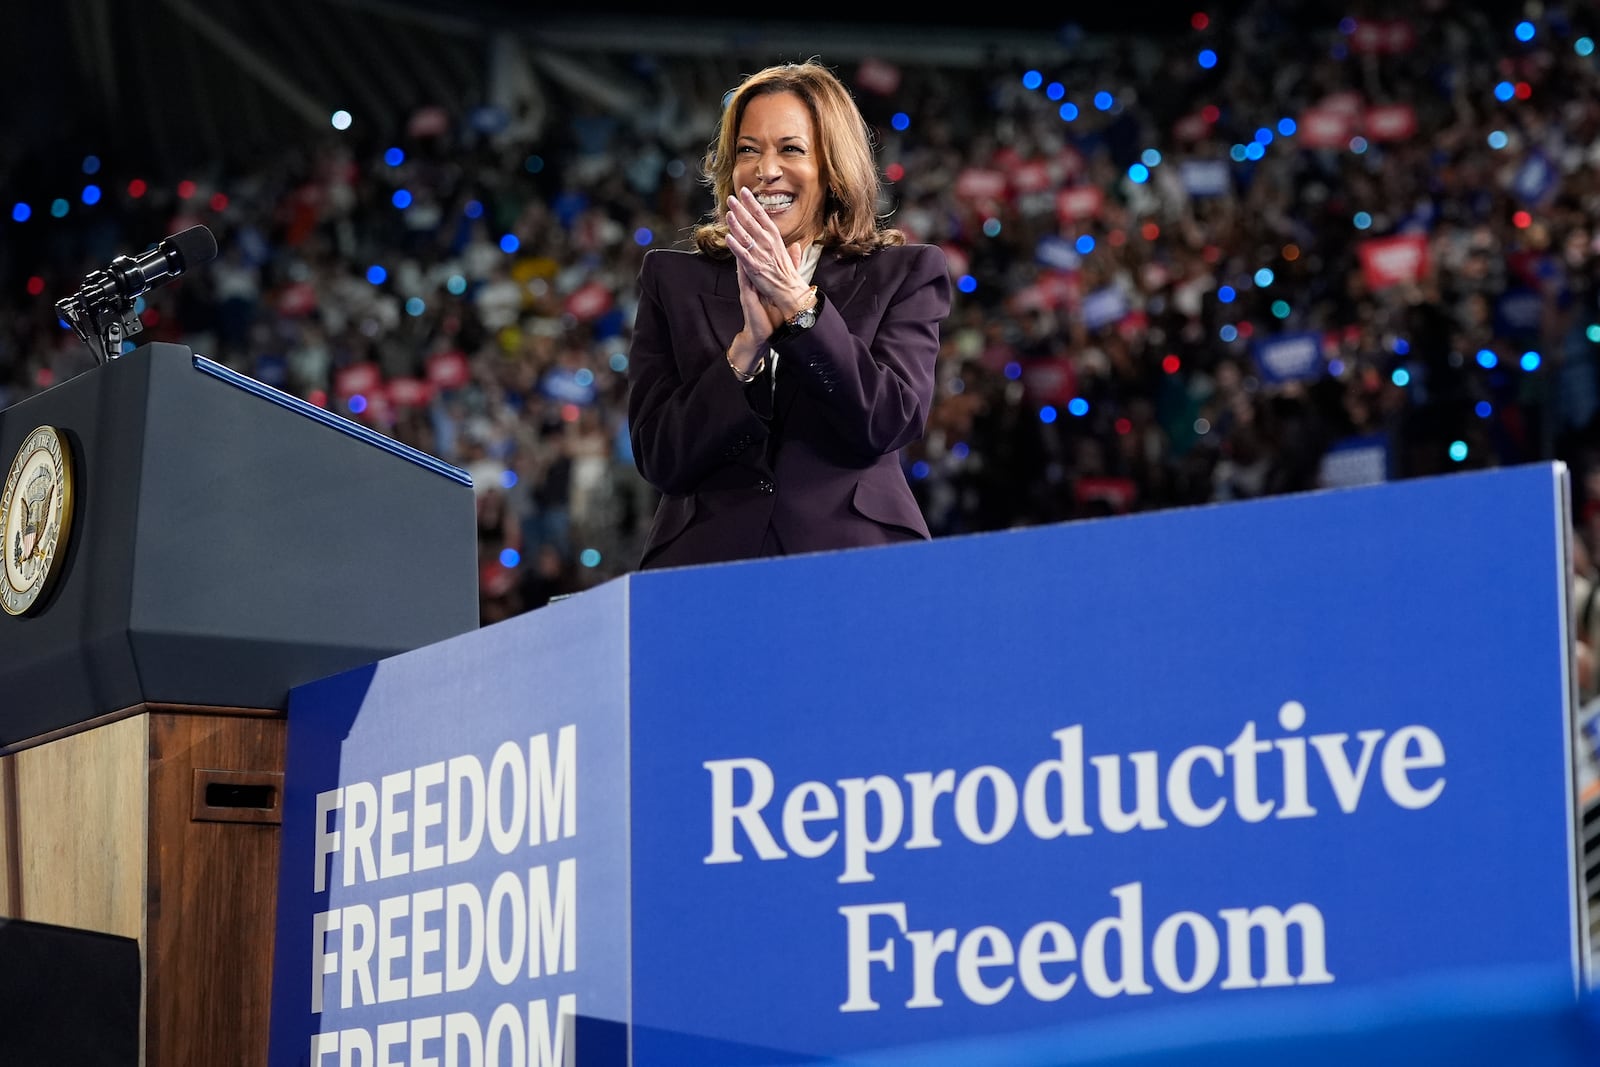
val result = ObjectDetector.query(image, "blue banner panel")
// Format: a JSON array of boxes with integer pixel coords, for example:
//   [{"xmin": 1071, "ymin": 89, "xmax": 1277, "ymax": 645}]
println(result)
[
  {"xmin": 624, "ymin": 463, "xmax": 1579, "ymax": 1064},
  {"xmin": 268, "ymin": 581, "xmax": 632, "ymax": 1067}
]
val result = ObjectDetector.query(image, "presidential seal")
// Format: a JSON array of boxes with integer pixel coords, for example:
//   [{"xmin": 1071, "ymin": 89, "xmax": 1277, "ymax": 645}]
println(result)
[{"xmin": 0, "ymin": 426, "xmax": 74, "ymax": 616}]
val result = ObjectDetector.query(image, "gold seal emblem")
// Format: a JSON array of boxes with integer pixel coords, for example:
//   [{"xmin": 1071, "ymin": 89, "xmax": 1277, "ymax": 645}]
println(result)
[{"xmin": 0, "ymin": 426, "xmax": 74, "ymax": 616}]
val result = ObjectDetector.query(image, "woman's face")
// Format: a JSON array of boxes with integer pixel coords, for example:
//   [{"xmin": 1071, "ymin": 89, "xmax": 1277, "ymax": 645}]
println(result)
[{"xmin": 733, "ymin": 91, "xmax": 823, "ymax": 246}]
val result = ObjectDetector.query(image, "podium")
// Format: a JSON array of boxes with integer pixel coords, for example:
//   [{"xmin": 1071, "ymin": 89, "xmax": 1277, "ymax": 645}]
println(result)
[
  {"xmin": 267, "ymin": 461, "xmax": 1589, "ymax": 1064},
  {"xmin": 0, "ymin": 343, "xmax": 479, "ymax": 1065}
]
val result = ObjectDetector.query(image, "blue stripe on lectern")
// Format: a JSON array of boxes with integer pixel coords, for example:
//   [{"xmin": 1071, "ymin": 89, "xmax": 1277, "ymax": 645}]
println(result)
[{"xmin": 191, "ymin": 354, "xmax": 472, "ymax": 486}]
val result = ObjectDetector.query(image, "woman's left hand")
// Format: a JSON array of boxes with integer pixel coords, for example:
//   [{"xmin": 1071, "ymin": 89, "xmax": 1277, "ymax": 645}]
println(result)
[{"xmin": 726, "ymin": 187, "xmax": 812, "ymax": 326}]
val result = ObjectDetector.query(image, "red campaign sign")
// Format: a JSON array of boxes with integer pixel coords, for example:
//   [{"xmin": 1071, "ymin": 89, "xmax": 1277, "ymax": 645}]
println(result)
[
  {"xmin": 1349, "ymin": 19, "xmax": 1416, "ymax": 54},
  {"xmin": 1022, "ymin": 357, "xmax": 1079, "ymax": 404},
  {"xmin": 1364, "ymin": 104, "xmax": 1417, "ymax": 142},
  {"xmin": 427, "ymin": 350, "xmax": 470, "ymax": 390},
  {"xmin": 357, "ymin": 388, "xmax": 393, "ymax": 426},
  {"xmin": 1009, "ymin": 283, "xmax": 1054, "ymax": 314},
  {"xmin": 1117, "ymin": 309, "xmax": 1149, "ymax": 342},
  {"xmin": 1011, "ymin": 160, "xmax": 1054, "ymax": 195},
  {"xmin": 1358, "ymin": 233, "xmax": 1429, "ymax": 289},
  {"xmin": 1076, "ymin": 476, "xmax": 1138, "ymax": 514},
  {"xmin": 334, "ymin": 362, "xmax": 381, "ymax": 398},
  {"xmin": 1297, "ymin": 107, "xmax": 1358, "ymax": 149},
  {"xmin": 1056, "ymin": 185, "xmax": 1104, "ymax": 224},
  {"xmin": 277, "ymin": 281, "xmax": 318, "ymax": 318},
  {"xmin": 1037, "ymin": 271, "xmax": 1078, "ymax": 307},
  {"xmin": 564, "ymin": 280, "xmax": 613, "ymax": 321},
  {"xmin": 855, "ymin": 57, "xmax": 901, "ymax": 95},
  {"xmin": 387, "ymin": 378, "xmax": 433, "ymax": 408},
  {"xmin": 955, "ymin": 168, "xmax": 1009, "ymax": 202}
]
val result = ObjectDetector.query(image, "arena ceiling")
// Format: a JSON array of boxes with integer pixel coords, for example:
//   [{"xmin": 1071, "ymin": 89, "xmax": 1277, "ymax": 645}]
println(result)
[{"xmin": 0, "ymin": 0, "xmax": 1203, "ymax": 198}]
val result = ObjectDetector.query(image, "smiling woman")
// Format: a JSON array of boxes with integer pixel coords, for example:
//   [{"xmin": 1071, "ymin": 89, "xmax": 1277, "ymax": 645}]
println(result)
[{"xmin": 624, "ymin": 58, "xmax": 952, "ymax": 571}]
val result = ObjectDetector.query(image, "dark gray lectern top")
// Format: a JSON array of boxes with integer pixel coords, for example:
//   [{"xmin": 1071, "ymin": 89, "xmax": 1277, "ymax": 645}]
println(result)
[{"xmin": 0, "ymin": 343, "xmax": 480, "ymax": 748}]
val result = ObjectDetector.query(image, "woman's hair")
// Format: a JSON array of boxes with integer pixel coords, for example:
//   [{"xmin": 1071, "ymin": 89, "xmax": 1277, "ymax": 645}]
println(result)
[{"xmin": 692, "ymin": 59, "xmax": 905, "ymax": 258}]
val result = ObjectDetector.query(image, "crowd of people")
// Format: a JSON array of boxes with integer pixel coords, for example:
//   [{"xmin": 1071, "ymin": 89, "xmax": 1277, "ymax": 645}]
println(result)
[{"xmin": 2, "ymin": 1, "xmax": 1599, "ymax": 639}]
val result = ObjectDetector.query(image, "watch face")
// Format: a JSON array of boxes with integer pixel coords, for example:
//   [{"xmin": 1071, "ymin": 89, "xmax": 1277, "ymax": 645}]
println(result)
[{"xmin": 795, "ymin": 306, "xmax": 817, "ymax": 329}]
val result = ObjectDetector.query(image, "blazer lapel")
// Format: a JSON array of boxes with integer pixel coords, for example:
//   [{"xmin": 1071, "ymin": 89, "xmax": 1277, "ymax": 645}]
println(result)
[
  {"xmin": 697, "ymin": 262, "xmax": 744, "ymax": 357},
  {"xmin": 813, "ymin": 253, "xmax": 865, "ymax": 316}
]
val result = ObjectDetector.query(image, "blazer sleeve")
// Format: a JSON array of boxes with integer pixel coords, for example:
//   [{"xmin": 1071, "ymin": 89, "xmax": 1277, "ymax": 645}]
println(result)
[
  {"xmin": 626, "ymin": 250, "xmax": 772, "ymax": 496},
  {"xmin": 775, "ymin": 244, "xmax": 950, "ymax": 457}
]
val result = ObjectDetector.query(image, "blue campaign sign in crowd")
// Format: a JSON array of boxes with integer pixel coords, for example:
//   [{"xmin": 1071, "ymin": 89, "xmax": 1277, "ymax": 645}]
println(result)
[{"xmin": 1, "ymin": 1, "xmax": 1599, "ymax": 654}]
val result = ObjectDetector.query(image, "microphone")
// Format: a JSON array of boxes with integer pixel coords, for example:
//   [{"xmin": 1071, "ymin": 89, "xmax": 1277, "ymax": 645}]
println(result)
[
  {"xmin": 71, "ymin": 225, "xmax": 218, "ymax": 312},
  {"xmin": 56, "ymin": 225, "xmax": 219, "ymax": 365}
]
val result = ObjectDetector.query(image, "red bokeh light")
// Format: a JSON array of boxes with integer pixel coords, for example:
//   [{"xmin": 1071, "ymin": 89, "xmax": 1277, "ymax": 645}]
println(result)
[
  {"xmin": 1191, "ymin": 12, "xmax": 1209, "ymax": 30},
  {"xmin": 1512, "ymin": 211, "xmax": 1532, "ymax": 229},
  {"xmin": 210, "ymin": 192, "xmax": 229, "ymax": 212},
  {"xmin": 1514, "ymin": 82, "xmax": 1532, "ymax": 100},
  {"xmin": 176, "ymin": 180, "xmax": 197, "ymax": 200},
  {"xmin": 1162, "ymin": 354, "xmax": 1181, "ymax": 374},
  {"xmin": 1115, "ymin": 417, "xmax": 1133, "ymax": 435},
  {"xmin": 25, "ymin": 276, "xmax": 44, "ymax": 296},
  {"xmin": 127, "ymin": 179, "xmax": 147, "ymax": 198},
  {"xmin": 884, "ymin": 162, "xmax": 905, "ymax": 182},
  {"xmin": 1141, "ymin": 221, "xmax": 1160, "ymax": 241},
  {"xmin": 307, "ymin": 389, "xmax": 328, "ymax": 408},
  {"xmin": 1201, "ymin": 104, "xmax": 1221, "ymax": 123}
]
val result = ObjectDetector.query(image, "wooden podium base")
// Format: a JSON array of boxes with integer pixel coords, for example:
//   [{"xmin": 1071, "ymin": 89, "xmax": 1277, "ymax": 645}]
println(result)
[{"xmin": 0, "ymin": 704, "xmax": 286, "ymax": 1067}]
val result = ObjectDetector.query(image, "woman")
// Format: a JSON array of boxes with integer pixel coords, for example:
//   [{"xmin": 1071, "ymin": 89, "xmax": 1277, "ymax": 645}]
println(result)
[{"xmin": 625, "ymin": 59, "xmax": 951, "ymax": 570}]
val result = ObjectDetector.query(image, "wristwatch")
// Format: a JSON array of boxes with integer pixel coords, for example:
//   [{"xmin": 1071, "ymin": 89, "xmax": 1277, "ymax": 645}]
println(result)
[{"xmin": 781, "ymin": 286, "xmax": 820, "ymax": 334}]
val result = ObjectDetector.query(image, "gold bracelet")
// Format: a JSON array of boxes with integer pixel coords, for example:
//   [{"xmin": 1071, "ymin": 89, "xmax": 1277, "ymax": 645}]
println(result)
[{"xmin": 728, "ymin": 353, "xmax": 766, "ymax": 383}]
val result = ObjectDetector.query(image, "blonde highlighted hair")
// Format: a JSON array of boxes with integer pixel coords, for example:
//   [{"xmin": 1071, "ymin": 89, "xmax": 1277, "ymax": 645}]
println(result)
[{"xmin": 693, "ymin": 59, "xmax": 905, "ymax": 258}]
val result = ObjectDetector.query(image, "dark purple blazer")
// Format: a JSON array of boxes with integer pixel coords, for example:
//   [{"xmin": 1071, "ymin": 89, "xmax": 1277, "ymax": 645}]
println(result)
[{"xmin": 626, "ymin": 242, "xmax": 951, "ymax": 570}]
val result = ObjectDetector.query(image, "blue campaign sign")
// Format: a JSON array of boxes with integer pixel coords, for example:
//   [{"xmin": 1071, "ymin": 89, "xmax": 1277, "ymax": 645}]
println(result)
[
  {"xmin": 1252, "ymin": 331, "xmax": 1325, "ymax": 384},
  {"xmin": 269, "ymin": 583, "xmax": 633, "ymax": 1066},
  {"xmin": 270, "ymin": 462, "xmax": 1582, "ymax": 1066}
]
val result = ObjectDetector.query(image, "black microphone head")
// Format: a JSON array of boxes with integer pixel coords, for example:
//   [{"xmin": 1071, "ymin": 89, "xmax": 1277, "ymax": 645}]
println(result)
[{"xmin": 166, "ymin": 225, "xmax": 218, "ymax": 270}]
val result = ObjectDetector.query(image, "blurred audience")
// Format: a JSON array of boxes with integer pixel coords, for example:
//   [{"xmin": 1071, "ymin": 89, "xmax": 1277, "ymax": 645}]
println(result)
[{"xmin": 2, "ymin": 0, "xmax": 1599, "ymax": 626}]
